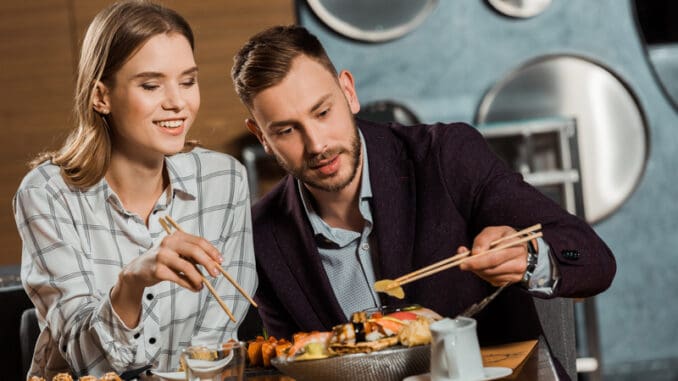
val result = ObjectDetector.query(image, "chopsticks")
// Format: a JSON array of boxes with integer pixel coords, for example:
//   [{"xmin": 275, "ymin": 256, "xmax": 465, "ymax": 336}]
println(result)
[
  {"xmin": 381, "ymin": 224, "xmax": 542, "ymax": 291},
  {"xmin": 164, "ymin": 216, "xmax": 258, "ymax": 308},
  {"xmin": 158, "ymin": 215, "xmax": 257, "ymax": 323}
]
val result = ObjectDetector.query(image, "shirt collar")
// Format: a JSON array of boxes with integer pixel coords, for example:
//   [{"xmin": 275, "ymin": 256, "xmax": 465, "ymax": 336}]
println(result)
[
  {"xmin": 92, "ymin": 154, "xmax": 197, "ymax": 215},
  {"xmin": 164, "ymin": 154, "xmax": 197, "ymax": 200}
]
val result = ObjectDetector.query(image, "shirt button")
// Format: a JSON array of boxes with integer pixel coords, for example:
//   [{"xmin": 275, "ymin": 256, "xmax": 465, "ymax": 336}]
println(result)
[
  {"xmin": 361, "ymin": 243, "xmax": 370, "ymax": 251},
  {"xmin": 146, "ymin": 293, "xmax": 154, "ymax": 300},
  {"xmin": 134, "ymin": 333, "xmax": 140, "ymax": 339},
  {"xmin": 149, "ymin": 337, "xmax": 156, "ymax": 344}
]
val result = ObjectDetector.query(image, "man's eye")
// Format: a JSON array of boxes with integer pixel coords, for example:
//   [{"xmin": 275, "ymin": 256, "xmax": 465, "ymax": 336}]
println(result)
[
  {"xmin": 277, "ymin": 128, "xmax": 293, "ymax": 135},
  {"xmin": 318, "ymin": 108, "xmax": 330, "ymax": 118}
]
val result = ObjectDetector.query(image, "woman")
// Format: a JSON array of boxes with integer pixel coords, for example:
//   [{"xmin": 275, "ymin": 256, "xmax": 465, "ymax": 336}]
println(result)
[{"xmin": 13, "ymin": 1, "xmax": 256, "ymax": 378}]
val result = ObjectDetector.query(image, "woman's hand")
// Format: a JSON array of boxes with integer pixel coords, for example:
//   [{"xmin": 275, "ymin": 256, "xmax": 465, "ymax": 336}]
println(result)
[
  {"xmin": 111, "ymin": 231, "xmax": 224, "ymax": 327},
  {"xmin": 458, "ymin": 226, "xmax": 529, "ymax": 286}
]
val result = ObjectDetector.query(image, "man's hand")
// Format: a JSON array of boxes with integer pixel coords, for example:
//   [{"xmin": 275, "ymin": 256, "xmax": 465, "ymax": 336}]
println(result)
[{"xmin": 458, "ymin": 226, "xmax": 530, "ymax": 286}]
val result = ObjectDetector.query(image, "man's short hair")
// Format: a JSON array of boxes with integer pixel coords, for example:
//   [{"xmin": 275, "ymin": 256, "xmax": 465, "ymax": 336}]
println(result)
[{"xmin": 231, "ymin": 25, "xmax": 338, "ymax": 108}]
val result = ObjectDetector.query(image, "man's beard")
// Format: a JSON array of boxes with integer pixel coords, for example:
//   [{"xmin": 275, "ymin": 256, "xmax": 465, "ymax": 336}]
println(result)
[{"xmin": 272, "ymin": 123, "xmax": 361, "ymax": 193}]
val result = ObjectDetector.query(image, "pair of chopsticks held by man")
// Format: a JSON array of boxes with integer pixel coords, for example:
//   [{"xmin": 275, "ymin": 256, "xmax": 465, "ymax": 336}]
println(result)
[{"xmin": 13, "ymin": 1, "xmax": 616, "ymax": 380}]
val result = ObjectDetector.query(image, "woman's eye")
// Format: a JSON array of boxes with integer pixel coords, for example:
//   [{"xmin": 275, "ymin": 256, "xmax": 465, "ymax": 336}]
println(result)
[
  {"xmin": 141, "ymin": 83, "xmax": 159, "ymax": 91},
  {"xmin": 318, "ymin": 108, "xmax": 330, "ymax": 118},
  {"xmin": 181, "ymin": 77, "xmax": 197, "ymax": 87}
]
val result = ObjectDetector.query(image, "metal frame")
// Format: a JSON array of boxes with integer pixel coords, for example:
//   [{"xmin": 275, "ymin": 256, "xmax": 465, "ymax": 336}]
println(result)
[
  {"xmin": 477, "ymin": 117, "xmax": 602, "ymax": 381},
  {"xmin": 305, "ymin": 0, "xmax": 438, "ymax": 43},
  {"xmin": 478, "ymin": 117, "xmax": 582, "ymax": 215}
]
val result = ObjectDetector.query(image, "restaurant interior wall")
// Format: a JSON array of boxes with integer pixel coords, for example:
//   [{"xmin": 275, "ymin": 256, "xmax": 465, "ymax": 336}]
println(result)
[
  {"xmin": 0, "ymin": 3, "xmax": 294, "ymax": 379},
  {"xmin": 297, "ymin": 0, "xmax": 678, "ymax": 379},
  {"xmin": 0, "ymin": 0, "xmax": 295, "ymax": 269}
]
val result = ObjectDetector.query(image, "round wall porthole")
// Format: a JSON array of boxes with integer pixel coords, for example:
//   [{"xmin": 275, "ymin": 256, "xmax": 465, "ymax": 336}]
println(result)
[
  {"xmin": 357, "ymin": 100, "xmax": 420, "ymax": 125},
  {"xmin": 476, "ymin": 55, "xmax": 648, "ymax": 223},
  {"xmin": 487, "ymin": 0, "xmax": 552, "ymax": 19},
  {"xmin": 306, "ymin": 0, "xmax": 437, "ymax": 43}
]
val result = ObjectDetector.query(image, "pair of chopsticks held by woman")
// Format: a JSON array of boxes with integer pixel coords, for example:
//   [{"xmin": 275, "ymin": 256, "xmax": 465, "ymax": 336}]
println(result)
[{"xmin": 13, "ymin": 1, "xmax": 616, "ymax": 380}]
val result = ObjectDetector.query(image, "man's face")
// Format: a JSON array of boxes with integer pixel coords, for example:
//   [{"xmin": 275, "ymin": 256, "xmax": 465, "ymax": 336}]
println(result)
[{"xmin": 247, "ymin": 55, "xmax": 362, "ymax": 193}]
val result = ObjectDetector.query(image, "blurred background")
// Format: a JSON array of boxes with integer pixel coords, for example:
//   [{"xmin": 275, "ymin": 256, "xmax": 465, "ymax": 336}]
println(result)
[{"xmin": 2, "ymin": 0, "xmax": 677, "ymax": 380}]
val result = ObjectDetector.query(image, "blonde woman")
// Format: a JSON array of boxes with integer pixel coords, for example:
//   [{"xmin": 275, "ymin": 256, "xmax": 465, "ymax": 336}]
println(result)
[{"xmin": 13, "ymin": 1, "xmax": 256, "ymax": 378}]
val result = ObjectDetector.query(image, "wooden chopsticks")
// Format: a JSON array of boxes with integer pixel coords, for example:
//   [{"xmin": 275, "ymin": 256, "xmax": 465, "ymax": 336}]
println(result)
[
  {"xmin": 385, "ymin": 223, "xmax": 542, "ymax": 290},
  {"xmin": 158, "ymin": 215, "xmax": 258, "ymax": 323},
  {"xmin": 163, "ymin": 216, "xmax": 258, "ymax": 308}
]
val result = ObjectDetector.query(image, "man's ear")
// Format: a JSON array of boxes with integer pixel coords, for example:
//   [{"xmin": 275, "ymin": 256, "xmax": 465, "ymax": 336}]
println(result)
[
  {"xmin": 92, "ymin": 81, "xmax": 111, "ymax": 115},
  {"xmin": 246, "ymin": 118, "xmax": 271, "ymax": 154},
  {"xmin": 338, "ymin": 70, "xmax": 360, "ymax": 114}
]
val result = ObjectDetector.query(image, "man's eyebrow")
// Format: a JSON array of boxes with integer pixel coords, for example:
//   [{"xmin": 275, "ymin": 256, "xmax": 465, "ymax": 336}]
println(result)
[
  {"xmin": 131, "ymin": 66, "xmax": 199, "ymax": 80},
  {"xmin": 266, "ymin": 94, "xmax": 332, "ymax": 129},
  {"xmin": 268, "ymin": 119, "xmax": 296, "ymax": 129},
  {"xmin": 310, "ymin": 94, "xmax": 331, "ymax": 113}
]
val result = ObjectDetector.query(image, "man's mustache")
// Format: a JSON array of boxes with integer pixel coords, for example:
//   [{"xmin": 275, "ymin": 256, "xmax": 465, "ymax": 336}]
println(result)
[{"xmin": 305, "ymin": 148, "xmax": 341, "ymax": 169}]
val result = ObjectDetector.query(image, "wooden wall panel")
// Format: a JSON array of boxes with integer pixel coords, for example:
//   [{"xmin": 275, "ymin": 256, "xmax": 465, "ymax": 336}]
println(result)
[
  {"xmin": 2, "ymin": 1, "xmax": 294, "ymax": 266},
  {"xmin": 0, "ymin": 0, "xmax": 73, "ymax": 267}
]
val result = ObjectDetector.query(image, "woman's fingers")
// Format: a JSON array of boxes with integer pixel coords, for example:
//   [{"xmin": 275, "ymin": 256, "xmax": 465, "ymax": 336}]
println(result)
[
  {"xmin": 160, "ymin": 232, "xmax": 223, "ymax": 277},
  {"xmin": 156, "ymin": 244, "xmax": 207, "ymax": 291},
  {"xmin": 156, "ymin": 264, "xmax": 202, "ymax": 291}
]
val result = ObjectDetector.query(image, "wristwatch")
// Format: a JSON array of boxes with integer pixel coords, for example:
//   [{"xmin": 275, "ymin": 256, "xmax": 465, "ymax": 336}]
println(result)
[{"xmin": 521, "ymin": 238, "xmax": 538, "ymax": 287}]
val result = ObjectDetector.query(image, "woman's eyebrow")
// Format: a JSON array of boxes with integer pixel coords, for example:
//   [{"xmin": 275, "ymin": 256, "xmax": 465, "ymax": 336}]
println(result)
[{"xmin": 131, "ymin": 66, "xmax": 198, "ymax": 80}]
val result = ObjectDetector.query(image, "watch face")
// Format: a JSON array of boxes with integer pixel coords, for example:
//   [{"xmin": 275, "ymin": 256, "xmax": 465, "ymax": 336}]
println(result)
[{"xmin": 487, "ymin": 0, "xmax": 552, "ymax": 19}]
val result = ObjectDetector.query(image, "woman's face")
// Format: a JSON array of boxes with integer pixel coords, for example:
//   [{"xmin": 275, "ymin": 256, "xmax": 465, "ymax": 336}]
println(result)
[{"xmin": 101, "ymin": 32, "xmax": 199, "ymax": 163}]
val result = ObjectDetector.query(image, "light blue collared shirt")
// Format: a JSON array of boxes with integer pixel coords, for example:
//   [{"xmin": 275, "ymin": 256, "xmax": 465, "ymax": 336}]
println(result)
[
  {"xmin": 298, "ymin": 131, "xmax": 557, "ymax": 319},
  {"xmin": 298, "ymin": 131, "xmax": 381, "ymax": 319}
]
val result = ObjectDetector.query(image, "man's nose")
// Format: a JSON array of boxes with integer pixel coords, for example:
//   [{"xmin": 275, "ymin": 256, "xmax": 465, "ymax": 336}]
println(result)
[{"xmin": 303, "ymin": 124, "xmax": 327, "ymax": 155}]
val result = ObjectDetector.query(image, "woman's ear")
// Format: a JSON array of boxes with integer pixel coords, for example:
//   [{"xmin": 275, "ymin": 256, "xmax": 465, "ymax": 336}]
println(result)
[{"xmin": 92, "ymin": 81, "xmax": 111, "ymax": 115}]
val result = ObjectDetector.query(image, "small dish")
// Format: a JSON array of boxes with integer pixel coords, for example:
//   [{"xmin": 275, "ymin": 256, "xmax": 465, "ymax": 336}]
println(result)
[
  {"xmin": 150, "ymin": 370, "xmax": 185, "ymax": 381},
  {"xmin": 403, "ymin": 366, "xmax": 512, "ymax": 381}
]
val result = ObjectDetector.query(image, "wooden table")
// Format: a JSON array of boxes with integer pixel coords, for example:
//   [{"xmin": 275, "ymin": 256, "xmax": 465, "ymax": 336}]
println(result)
[
  {"xmin": 245, "ymin": 338, "xmax": 558, "ymax": 381},
  {"xmin": 504, "ymin": 339, "xmax": 558, "ymax": 381}
]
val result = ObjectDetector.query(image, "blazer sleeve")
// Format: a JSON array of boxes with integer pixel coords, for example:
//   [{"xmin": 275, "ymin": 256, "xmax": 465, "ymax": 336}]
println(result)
[{"xmin": 437, "ymin": 123, "xmax": 616, "ymax": 298}]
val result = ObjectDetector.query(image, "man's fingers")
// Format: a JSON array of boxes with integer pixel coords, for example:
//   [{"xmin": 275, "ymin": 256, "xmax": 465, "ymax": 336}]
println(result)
[{"xmin": 460, "ymin": 246, "xmax": 526, "ymax": 273}]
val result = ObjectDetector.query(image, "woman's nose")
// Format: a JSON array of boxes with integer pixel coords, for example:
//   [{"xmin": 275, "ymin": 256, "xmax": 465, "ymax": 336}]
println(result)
[{"xmin": 162, "ymin": 84, "xmax": 186, "ymax": 111}]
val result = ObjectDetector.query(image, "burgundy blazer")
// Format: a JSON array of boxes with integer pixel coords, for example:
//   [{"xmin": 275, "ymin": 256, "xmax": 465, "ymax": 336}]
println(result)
[{"xmin": 251, "ymin": 120, "xmax": 615, "ymax": 360}]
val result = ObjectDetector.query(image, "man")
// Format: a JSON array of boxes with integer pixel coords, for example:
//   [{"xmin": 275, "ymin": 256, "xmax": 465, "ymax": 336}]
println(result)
[{"xmin": 231, "ymin": 25, "xmax": 615, "ymax": 378}]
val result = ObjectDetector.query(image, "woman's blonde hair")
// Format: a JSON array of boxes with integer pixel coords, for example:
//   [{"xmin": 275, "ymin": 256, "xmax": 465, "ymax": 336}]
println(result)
[{"xmin": 32, "ymin": 0, "xmax": 196, "ymax": 188}]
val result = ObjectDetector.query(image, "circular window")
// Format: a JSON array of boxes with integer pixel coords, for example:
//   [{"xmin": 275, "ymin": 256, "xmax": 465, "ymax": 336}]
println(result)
[
  {"xmin": 476, "ymin": 55, "xmax": 648, "ymax": 223},
  {"xmin": 306, "ymin": 0, "xmax": 437, "ymax": 42},
  {"xmin": 487, "ymin": 0, "xmax": 552, "ymax": 19},
  {"xmin": 357, "ymin": 100, "xmax": 420, "ymax": 125}
]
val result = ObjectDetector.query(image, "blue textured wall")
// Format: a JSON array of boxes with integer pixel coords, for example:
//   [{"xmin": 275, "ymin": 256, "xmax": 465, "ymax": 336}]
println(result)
[{"xmin": 298, "ymin": 0, "xmax": 678, "ymax": 377}]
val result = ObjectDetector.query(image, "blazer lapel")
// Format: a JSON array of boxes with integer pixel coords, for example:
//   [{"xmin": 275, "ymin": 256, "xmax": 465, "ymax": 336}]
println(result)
[
  {"xmin": 272, "ymin": 176, "xmax": 347, "ymax": 326},
  {"xmin": 359, "ymin": 121, "xmax": 417, "ymax": 305}
]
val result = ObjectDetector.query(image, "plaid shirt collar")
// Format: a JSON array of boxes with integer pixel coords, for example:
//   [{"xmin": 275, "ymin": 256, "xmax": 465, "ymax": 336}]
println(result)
[{"xmin": 90, "ymin": 155, "xmax": 198, "ymax": 216}]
